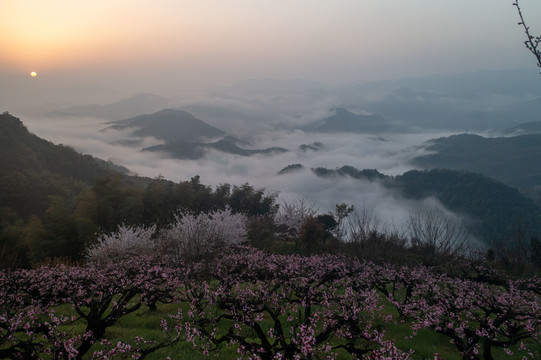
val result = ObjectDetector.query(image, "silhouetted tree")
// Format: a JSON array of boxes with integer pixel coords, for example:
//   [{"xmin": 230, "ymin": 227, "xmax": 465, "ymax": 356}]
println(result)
[
  {"xmin": 299, "ymin": 217, "xmax": 326, "ymax": 254},
  {"xmin": 407, "ymin": 208, "xmax": 471, "ymax": 264}
]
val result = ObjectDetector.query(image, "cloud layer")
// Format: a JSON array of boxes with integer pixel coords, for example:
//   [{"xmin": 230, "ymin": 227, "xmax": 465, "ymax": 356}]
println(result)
[{"xmin": 22, "ymin": 105, "xmax": 456, "ymax": 233}]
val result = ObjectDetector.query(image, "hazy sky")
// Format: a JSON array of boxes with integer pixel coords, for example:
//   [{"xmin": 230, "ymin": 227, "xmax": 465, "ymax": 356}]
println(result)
[{"xmin": 2, "ymin": 0, "xmax": 541, "ymax": 101}]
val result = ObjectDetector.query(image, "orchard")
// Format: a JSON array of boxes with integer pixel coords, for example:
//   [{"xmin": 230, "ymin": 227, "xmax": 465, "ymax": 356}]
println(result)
[{"xmin": 1, "ymin": 246, "xmax": 539, "ymax": 359}]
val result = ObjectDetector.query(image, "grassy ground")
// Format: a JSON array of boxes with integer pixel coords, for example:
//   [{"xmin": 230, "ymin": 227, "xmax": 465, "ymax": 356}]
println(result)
[{"xmin": 57, "ymin": 295, "xmax": 537, "ymax": 359}]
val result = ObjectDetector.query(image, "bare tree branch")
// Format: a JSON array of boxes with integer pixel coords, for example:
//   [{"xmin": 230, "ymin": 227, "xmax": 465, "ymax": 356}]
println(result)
[
  {"xmin": 514, "ymin": 0, "xmax": 541, "ymax": 71},
  {"xmin": 407, "ymin": 208, "xmax": 472, "ymax": 259}
]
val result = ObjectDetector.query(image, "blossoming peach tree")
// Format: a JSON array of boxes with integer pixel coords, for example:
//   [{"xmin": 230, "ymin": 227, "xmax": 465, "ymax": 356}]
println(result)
[
  {"xmin": 0, "ymin": 256, "xmax": 182, "ymax": 359},
  {"xmin": 381, "ymin": 267, "xmax": 541, "ymax": 360},
  {"xmin": 1, "ymin": 243, "xmax": 539, "ymax": 359},
  {"xmin": 172, "ymin": 248, "xmax": 412, "ymax": 359}
]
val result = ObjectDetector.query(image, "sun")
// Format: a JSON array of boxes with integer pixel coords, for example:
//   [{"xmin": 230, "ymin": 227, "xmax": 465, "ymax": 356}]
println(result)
[{"xmin": 30, "ymin": 71, "xmax": 37, "ymax": 77}]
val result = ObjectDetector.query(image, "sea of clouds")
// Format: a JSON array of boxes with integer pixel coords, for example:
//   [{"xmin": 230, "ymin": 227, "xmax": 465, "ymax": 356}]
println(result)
[{"xmin": 22, "ymin": 97, "xmax": 458, "ymax": 233}]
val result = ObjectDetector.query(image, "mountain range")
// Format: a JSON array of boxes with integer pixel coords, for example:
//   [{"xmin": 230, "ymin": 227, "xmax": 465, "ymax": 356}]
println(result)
[
  {"xmin": 41, "ymin": 69, "xmax": 541, "ymax": 136},
  {"xmin": 503, "ymin": 118, "xmax": 541, "ymax": 136},
  {"xmin": 104, "ymin": 109, "xmax": 288, "ymax": 159},
  {"xmin": 143, "ymin": 137, "xmax": 288, "ymax": 160},
  {"xmin": 0, "ymin": 112, "xmax": 135, "ymax": 222},
  {"xmin": 46, "ymin": 93, "xmax": 172, "ymax": 120},
  {"xmin": 411, "ymin": 133, "xmax": 541, "ymax": 195}
]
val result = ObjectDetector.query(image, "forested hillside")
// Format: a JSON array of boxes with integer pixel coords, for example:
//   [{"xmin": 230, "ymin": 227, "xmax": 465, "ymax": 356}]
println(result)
[
  {"xmin": 0, "ymin": 112, "xmax": 123, "ymax": 218},
  {"xmin": 0, "ymin": 113, "xmax": 277, "ymax": 268},
  {"xmin": 411, "ymin": 133, "xmax": 541, "ymax": 202},
  {"xmin": 309, "ymin": 165, "xmax": 541, "ymax": 244},
  {"xmin": 396, "ymin": 169, "xmax": 541, "ymax": 243}
]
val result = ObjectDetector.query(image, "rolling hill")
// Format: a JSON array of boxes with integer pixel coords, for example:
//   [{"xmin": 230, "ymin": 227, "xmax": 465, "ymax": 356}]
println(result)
[
  {"xmin": 305, "ymin": 108, "xmax": 398, "ymax": 133},
  {"xmin": 411, "ymin": 133, "xmax": 541, "ymax": 191},
  {"xmin": 107, "ymin": 108, "xmax": 288, "ymax": 159},
  {"xmin": 104, "ymin": 108, "xmax": 226, "ymax": 143},
  {"xmin": 301, "ymin": 164, "xmax": 541, "ymax": 244},
  {"xmin": 143, "ymin": 138, "xmax": 287, "ymax": 159}
]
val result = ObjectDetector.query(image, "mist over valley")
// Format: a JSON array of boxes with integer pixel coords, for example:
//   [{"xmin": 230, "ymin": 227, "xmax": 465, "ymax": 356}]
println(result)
[{"xmin": 2, "ymin": 69, "xmax": 536, "ymax": 248}]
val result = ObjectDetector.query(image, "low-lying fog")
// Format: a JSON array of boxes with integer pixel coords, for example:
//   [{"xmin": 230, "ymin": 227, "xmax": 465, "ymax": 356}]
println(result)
[{"xmin": 22, "ymin": 116, "xmax": 454, "ymax": 233}]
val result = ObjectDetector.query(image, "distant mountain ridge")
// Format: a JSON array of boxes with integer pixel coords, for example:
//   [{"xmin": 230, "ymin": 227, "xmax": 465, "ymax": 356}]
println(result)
[
  {"xmin": 107, "ymin": 109, "xmax": 288, "ymax": 159},
  {"xmin": 105, "ymin": 109, "xmax": 226, "ymax": 143},
  {"xmin": 219, "ymin": 78, "xmax": 332, "ymax": 96},
  {"xmin": 144, "ymin": 138, "xmax": 287, "ymax": 160},
  {"xmin": 340, "ymin": 69, "xmax": 541, "ymax": 97},
  {"xmin": 411, "ymin": 133, "xmax": 541, "ymax": 191},
  {"xmin": 504, "ymin": 119, "xmax": 541, "ymax": 136},
  {"xmin": 336, "ymin": 70, "xmax": 541, "ymax": 132},
  {"xmin": 277, "ymin": 162, "xmax": 541, "ymax": 243},
  {"xmin": 46, "ymin": 93, "xmax": 172, "ymax": 120},
  {"xmin": 306, "ymin": 108, "xmax": 398, "ymax": 133}
]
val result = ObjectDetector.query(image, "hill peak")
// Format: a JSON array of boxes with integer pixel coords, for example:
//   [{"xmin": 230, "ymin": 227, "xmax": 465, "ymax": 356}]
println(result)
[
  {"xmin": 306, "ymin": 107, "xmax": 395, "ymax": 134},
  {"xmin": 106, "ymin": 108, "xmax": 226, "ymax": 143},
  {"xmin": 152, "ymin": 108, "xmax": 193, "ymax": 117},
  {"xmin": 0, "ymin": 112, "xmax": 30, "ymax": 137}
]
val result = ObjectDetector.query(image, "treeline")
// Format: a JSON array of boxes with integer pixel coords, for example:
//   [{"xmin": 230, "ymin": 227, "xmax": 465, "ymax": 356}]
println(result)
[{"xmin": 0, "ymin": 173, "xmax": 277, "ymax": 268}]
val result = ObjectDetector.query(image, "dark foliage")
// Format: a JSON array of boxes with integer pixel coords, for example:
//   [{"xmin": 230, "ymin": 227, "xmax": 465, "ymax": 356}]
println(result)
[
  {"xmin": 397, "ymin": 169, "xmax": 541, "ymax": 243},
  {"xmin": 411, "ymin": 133, "xmax": 541, "ymax": 191}
]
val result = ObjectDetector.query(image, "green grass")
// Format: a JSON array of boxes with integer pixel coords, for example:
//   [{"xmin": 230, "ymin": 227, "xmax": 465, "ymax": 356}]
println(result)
[
  {"xmin": 48, "ymin": 294, "xmax": 538, "ymax": 359},
  {"xmin": 374, "ymin": 294, "xmax": 460, "ymax": 360}
]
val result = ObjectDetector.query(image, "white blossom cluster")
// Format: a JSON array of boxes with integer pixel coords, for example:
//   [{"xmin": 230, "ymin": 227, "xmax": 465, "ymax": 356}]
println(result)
[
  {"xmin": 86, "ymin": 224, "xmax": 157, "ymax": 264},
  {"xmin": 160, "ymin": 207, "xmax": 248, "ymax": 258},
  {"xmin": 87, "ymin": 207, "xmax": 249, "ymax": 263},
  {"xmin": 274, "ymin": 199, "xmax": 318, "ymax": 237}
]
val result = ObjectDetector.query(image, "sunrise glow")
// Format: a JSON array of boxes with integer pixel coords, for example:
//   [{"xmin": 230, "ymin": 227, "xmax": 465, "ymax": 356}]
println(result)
[{"xmin": 1, "ymin": 0, "xmax": 534, "ymax": 89}]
